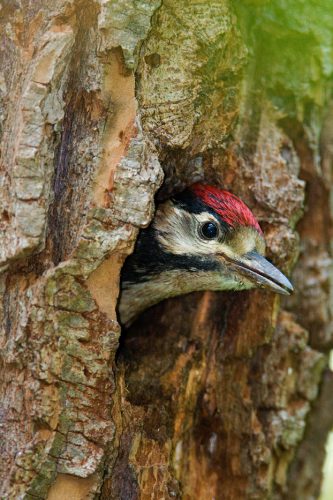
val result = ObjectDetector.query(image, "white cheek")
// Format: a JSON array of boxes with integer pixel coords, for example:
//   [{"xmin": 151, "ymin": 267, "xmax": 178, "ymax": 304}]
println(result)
[
  {"xmin": 155, "ymin": 204, "xmax": 264, "ymax": 258},
  {"xmin": 156, "ymin": 207, "xmax": 222, "ymax": 256}
]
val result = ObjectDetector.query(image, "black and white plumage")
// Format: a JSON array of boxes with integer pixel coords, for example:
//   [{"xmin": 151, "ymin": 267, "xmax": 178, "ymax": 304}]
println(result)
[{"xmin": 119, "ymin": 184, "xmax": 293, "ymax": 326}]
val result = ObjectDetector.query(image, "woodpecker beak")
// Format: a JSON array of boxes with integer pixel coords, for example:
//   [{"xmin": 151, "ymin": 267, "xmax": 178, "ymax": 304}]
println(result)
[{"xmin": 232, "ymin": 251, "xmax": 294, "ymax": 295}]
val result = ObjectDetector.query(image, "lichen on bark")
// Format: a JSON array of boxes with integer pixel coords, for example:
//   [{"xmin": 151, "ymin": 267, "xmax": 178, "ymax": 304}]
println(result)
[{"xmin": 1, "ymin": 0, "xmax": 333, "ymax": 499}]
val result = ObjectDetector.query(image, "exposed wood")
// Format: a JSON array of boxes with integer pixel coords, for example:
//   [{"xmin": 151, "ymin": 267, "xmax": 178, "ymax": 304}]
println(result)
[{"xmin": 1, "ymin": 1, "xmax": 333, "ymax": 499}]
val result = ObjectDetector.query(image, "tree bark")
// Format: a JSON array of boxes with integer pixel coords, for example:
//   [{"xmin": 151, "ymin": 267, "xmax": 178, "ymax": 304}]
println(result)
[{"xmin": 1, "ymin": 1, "xmax": 333, "ymax": 499}]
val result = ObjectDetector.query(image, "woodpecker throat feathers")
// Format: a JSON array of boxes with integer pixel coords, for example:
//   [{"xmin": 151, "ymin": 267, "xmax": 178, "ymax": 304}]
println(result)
[{"xmin": 119, "ymin": 183, "xmax": 293, "ymax": 326}]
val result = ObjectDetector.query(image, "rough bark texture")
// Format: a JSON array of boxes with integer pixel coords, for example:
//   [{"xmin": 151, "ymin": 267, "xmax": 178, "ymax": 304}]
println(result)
[{"xmin": 1, "ymin": 1, "xmax": 333, "ymax": 499}]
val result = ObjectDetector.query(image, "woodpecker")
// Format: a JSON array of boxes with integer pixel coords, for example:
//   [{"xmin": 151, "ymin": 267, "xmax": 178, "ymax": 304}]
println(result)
[{"xmin": 119, "ymin": 183, "xmax": 293, "ymax": 326}]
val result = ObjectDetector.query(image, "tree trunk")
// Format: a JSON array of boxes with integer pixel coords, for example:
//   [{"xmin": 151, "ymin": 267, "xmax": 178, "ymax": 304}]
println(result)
[{"xmin": 1, "ymin": 1, "xmax": 333, "ymax": 499}]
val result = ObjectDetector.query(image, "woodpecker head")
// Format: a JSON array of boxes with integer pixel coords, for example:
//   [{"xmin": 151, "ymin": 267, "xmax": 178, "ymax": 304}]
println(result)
[{"xmin": 119, "ymin": 183, "xmax": 293, "ymax": 326}]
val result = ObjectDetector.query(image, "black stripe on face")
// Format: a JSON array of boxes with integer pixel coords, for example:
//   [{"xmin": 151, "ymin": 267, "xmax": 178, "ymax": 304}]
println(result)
[
  {"xmin": 121, "ymin": 224, "xmax": 220, "ymax": 286},
  {"xmin": 171, "ymin": 189, "xmax": 232, "ymax": 234}
]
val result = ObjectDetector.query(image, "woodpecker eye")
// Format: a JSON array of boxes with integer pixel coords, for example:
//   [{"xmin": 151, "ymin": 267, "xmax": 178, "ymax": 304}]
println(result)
[{"xmin": 199, "ymin": 221, "xmax": 219, "ymax": 240}]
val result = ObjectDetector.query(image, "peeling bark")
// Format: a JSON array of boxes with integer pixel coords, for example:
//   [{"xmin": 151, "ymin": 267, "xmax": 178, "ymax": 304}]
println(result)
[{"xmin": 1, "ymin": 1, "xmax": 333, "ymax": 499}]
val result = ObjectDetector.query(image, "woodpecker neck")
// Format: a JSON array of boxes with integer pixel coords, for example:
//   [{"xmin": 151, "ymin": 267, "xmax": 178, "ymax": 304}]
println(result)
[
  {"xmin": 119, "ymin": 204, "xmax": 248, "ymax": 326},
  {"xmin": 118, "ymin": 185, "xmax": 292, "ymax": 326},
  {"xmin": 119, "ymin": 266, "xmax": 244, "ymax": 326}
]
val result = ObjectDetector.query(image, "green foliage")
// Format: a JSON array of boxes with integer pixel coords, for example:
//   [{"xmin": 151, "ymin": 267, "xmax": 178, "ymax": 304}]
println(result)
[{"xmin": 235, "ymin": 0, "xmax": 333, "ymax": 118}]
